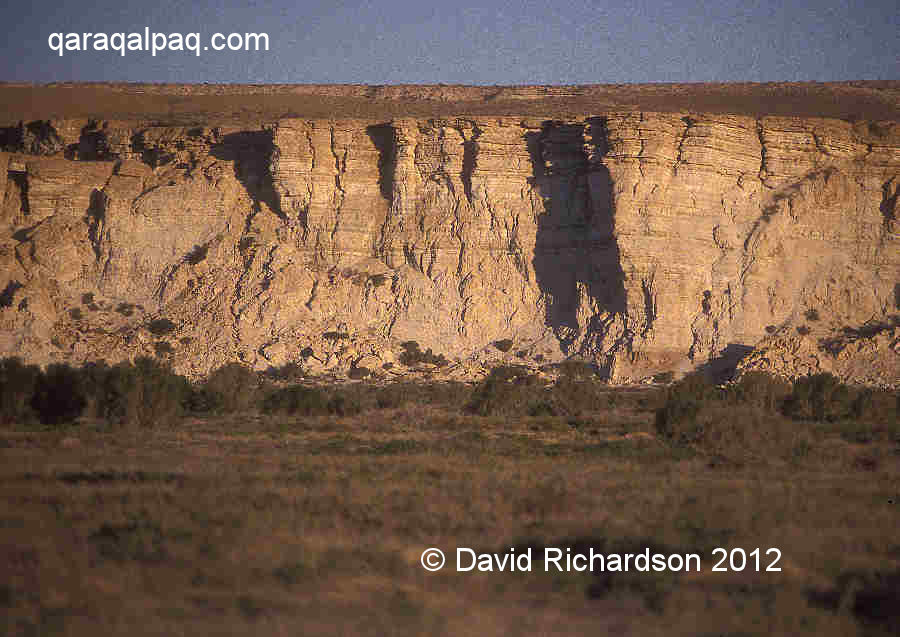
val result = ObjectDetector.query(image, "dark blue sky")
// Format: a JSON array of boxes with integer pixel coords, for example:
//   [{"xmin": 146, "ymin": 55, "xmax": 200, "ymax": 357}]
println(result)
[{"xmin": 3, "ymin": 0, "xmax": 898, "ymax": 84}]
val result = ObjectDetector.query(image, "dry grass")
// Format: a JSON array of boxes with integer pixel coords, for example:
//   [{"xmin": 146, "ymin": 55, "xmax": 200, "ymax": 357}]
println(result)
[{"xmin": 1, "ymin": 392, "xmax": 898, "ymax": 636}]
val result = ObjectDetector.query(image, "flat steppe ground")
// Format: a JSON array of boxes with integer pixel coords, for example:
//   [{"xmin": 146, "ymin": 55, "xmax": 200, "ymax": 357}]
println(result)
[
  {"xmin": 1, "ymin": 81, "xmax": 898, "ymax": 124},
  {"xmin": 1, "ymin": 384, "xmax": 898, "ymax": 636}
]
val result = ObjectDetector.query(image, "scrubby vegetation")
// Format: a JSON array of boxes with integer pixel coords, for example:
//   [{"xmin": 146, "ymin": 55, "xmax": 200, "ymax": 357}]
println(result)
[
  {"xmin": 398, "ymin": 340, "xmax": 448, "ymax": 367},
  {"xmin": 1, "ymin": 356, "xmax": 899, "ymax": 636},
  {"xmin": 654, "ymin": 371, "xmax": 897, "ymax": 463}
]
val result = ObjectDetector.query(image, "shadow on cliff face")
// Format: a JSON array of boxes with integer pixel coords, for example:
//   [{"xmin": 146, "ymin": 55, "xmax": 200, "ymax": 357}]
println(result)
[
  {"xmin": 693, "ymin": 344, "xmax": 755, "ymax": 382},
  {"xmin": 365, "ymin": 124, "xmax": 395, "ymax": 204},
  {"xmin": 529, "ymin": 118, "xmax": 626, "ymax": 352},
  {"xmin": 210, "ymin": 131, "xmax": 283, "ymax": 219}
]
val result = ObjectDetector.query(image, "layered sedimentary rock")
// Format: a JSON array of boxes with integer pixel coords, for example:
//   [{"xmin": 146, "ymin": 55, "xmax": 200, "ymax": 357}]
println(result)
[{"xmin": 1, "ymin": 109, "xmax": 898, "ymax": 384}]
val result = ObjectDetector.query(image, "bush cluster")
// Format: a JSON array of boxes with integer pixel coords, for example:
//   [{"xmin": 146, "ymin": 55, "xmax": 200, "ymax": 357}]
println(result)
[
  {"xmin": 398, "ymin": 341, "xmax": 448, "ymax": 367},
  {"xmin": 0, "ymin": 357, "xmax": 192, "ymax": 427},
  {"xmin": 465, "ymin": 364, "xmax": 611, "ymax": 419},
  {"xmin": 654, "ymin": 371, "xmax": 898, "ymax": 459}
]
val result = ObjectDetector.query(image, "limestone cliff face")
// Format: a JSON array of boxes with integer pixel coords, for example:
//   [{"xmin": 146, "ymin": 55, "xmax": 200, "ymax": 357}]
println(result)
[{"xmin": 1, "ymin": 112, "xmax": 898, "ymax": 384}]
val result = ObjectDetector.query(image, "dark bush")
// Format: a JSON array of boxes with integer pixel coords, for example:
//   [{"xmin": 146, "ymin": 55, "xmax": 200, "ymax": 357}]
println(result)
[
  {"xmin": 30, "ymin": 364, "xmax": 86, "ymax": 425},
  {"xmin": 398, "ymin": 341, "xmax": 448, "ymax": 367},
  {"xmin": 371, "ymin": 382, "xmax": 471, "ymax": 410},
  {"xmin": 849, "ymin": 387, "xmax": 897, "ymax": 424},
  {"xmin": 467, "ymin": 365, "xmax": 540, "ymax": 416},
  {"xmin": 805, "ymin": 309, "xmax": 820, "ymax": 321},
  {"xmin": 322, "ymin": 331, "xmax": 349, "ymax": 341},
  {"xmin": 199, "ymin": 363, "xmax": 259, "ymax": 413},
  {"xmin": 493, "ymin": 339, "xmax": 514, "ymax": 353},
  {"xmin": 154, "ymin": 341, "xmax": 174, "ymax": 356},
  {"xmin": 81, "ymin": 293, "xmax": 94, "ymax": 305},
  {"xmin": 652, "ymin": 371, "xmax": 675, "ymax": 384},
  {"xmin": 369, "ymin": 274, "xmax": 388, "ymax": 287},
  {"xmin": 654, "ymin": 373, "xmax": 721, "ymax": 441},
  {"xmin": 69, "ymin": 307, "xmax": 83, "ymax": 320},
  {"xmin": 549, "ymin": 376, "xmax": 611, "ymax": 417},
  {"xmin": 300, "ymin": 347, "xmax": 314, "ymax": 359},
  {"xmin": 797, "ymin": 325, "xmax": 810, "ymax": 335},
  {"xmin": 77, "ymin": 361, "xmax": 112, "ymax": 420},
  {"xmin": 262, "ymin": 385, "xmax": 360, "ymax": 417},
  {"xmin": 116, "ymin": 303, "xmax": 135, "ymax": 317},
  {"xmin": 782, "ymin": 373, "xmax": 853, "ymax": 422},
  {"xmin": 185, "ymin": 244, "xmax": 209, "ymax": 265},
  {"xmin": 728, "ymin": 372, "xmax": 791, "ymax": 412},
  {"xmin": 556, "ymin": 360, "xmax": 597, "ymax": 379},
  {"xmin": 98, "ymin": 357, "xmax": 191, "ymax": 427},
  {"xmin": 263, "ymin": 362, "xmax": 306, "ymax": 382},
  {"xmin": 348, "ymin": 366, "xmax": 370, "ymax": 380},
  {"xmin": 262, "ymin": 385, "xmax": 329, "ymax": 416},
  {"xmin": 147, "ymin": 319, "xmax": 177, "ymax": 336},
  {"xmin": 0, "ymin": 357, "xmax": 41, "ymax": 424}
]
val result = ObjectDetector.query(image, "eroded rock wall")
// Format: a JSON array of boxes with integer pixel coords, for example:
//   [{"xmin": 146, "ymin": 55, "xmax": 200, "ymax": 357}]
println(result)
[{"xmin": 1, "ymin": 113, "xmax": 898, "ymax": 384}]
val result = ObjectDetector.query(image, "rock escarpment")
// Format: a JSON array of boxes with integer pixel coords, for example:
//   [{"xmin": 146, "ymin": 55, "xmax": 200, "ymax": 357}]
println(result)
[{"xmin": 1, "ymin": 108, "xmax": 898, "ymax": 384}]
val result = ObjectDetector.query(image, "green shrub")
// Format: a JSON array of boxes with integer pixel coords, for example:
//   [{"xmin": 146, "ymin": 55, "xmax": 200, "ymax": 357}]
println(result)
[
  {"xmin": 322, "ymin": 331, "xmax": 349, "ymax": 341},
  {"xmin": 30, "ymin": 363, "xmax": 86, "ymax": 425},
  {"xmin": 69, "ymin": 307, "xmax": 83, "ymax": 320},
  {"xmin": 493, "ymin": 339, "xmax": 514, "ymax": 352},
  {"xmin": 805, "ymin": 309, "xmax": 820, "ymax": 321},
  {"xmin": 0, "ymin": 357, "xmax": 41, "ymax": 424},
  {"xmin": 348, "ymin": 366, "xmax": 370, "ymax": 380}
]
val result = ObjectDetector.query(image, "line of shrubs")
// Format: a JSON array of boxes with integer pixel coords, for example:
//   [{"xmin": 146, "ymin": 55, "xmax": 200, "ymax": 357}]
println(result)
[
  {"xmin": 0, "ymin": 357, "xmax": 624, "ymax": 428},
  {"xmin": 0, "ymin": 356, "xmax": 474, "ymax": 427},
  {"xmin": 2, "ymin": 355, "xmax": 896, "ymax": 433},
  {"xmin": 654, "ymin": 371, "xmax": 899, "ymax": 461}
]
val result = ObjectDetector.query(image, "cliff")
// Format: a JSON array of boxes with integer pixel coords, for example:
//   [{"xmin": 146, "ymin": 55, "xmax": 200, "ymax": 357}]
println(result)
[{"xmin": 1, "ymin": 84, "xmax": 898, "ymax": 385}]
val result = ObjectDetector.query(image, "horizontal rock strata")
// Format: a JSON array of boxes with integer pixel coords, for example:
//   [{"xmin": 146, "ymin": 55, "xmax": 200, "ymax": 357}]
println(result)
[{"xmin": 1, "ymin": 111, "xmax": 898, "ymax": 384}]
